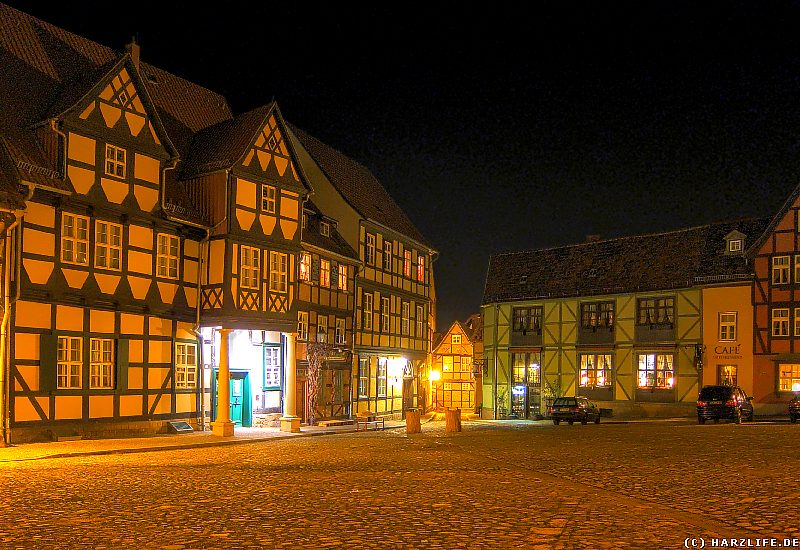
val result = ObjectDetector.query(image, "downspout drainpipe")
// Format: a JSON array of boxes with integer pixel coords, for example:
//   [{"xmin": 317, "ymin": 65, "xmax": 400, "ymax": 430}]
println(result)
[{"xmin": 494, "ymin": 303, "xmax": 499, "ymax": 420}]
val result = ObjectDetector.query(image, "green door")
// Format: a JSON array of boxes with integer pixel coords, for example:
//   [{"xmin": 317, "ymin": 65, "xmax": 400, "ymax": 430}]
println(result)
[{"xmin": 230, "ymin": 377, "xmax": 244, "ymax": 425}]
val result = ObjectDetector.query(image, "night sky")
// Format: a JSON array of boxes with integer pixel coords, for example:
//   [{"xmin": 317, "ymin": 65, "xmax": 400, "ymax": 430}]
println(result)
[{"xmin": 7, "ymin": 1, "xmax": 800, "ymax": 328}]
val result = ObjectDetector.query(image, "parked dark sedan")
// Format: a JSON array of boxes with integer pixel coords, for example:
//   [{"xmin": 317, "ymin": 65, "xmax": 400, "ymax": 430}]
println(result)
[
  {"xmin": 696, "ymin": 385, "xmax": 754, "ymax": 424},
  {"xmin": 550, "ymin": 396, "xmax": 601, "ymax": 425},
  {"xmin": 790, "ymin": 395, "xmax": 800, "ymax": 424}
]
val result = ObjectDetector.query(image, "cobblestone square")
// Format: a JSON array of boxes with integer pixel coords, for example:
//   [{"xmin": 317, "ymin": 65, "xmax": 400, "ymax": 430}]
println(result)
[{"xmin": 1, "ymin": 420, "xmax": 797, "ymax": 549}]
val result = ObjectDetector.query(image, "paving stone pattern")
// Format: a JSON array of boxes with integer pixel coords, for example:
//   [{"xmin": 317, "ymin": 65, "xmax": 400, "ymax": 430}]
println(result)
[{"xmin": 0, "ymin": 420, "xmax": 796, "ymax": 548}]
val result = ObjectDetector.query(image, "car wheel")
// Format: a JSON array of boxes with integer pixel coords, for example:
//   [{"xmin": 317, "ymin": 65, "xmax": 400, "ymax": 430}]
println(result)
[
  {"xmin": 568, "ymin": 420, "xmax": 574, "ymax": 425},
  {"xmin": 735, "ymin": 409, "xmax": 742, "ymax": 424},
  {"xmin": 698, "ymin": 416, "xmax": 705, "ymax": 425},
  {"xmin": 791, "ymin": 415, "xmax": 797, "ymax": 424},
  {"xmin": 594, "ymin": 415, "xmax": 601, "ymax": 424},
  {"xmin": 553, "ymin": 419, "xmax": 560, "ymax": 425},
  {"xmin": 581, "ymin": 414, "xmax": 588, "ymax": 425}
]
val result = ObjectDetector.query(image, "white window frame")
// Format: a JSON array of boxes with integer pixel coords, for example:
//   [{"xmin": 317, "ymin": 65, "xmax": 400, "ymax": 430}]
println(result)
[
  {"xmin": 452, "ymin": 334, "xmax": 462, "ymax": 345},
  {"xmin": 157, "ymin": 233, "xmax": 180, "ymax": 279},
  {"xmin": 383, "ymin": 240, "xmax": 392, "ymax": 270},
  {"xmin": 377, "ymin": 359, "xmax": 387, "ymax": 397},
  {"xmin": 263, "ymin": 345, "xmax": 281, "ymax": 389},
  {"xmin": 240, "ymin": 245, "xmax": 261, "ymax": 290},
  {"xmin": 269, "ymin": 251, "xmax": 288, "ymax": 293},
  {"xmin": 579, "ymin": 354, "xmax": 612, "ymax": 388},
  {"xmin": 779, "ymin": 363, "xmax": 800, "ymax": 392},
  {"xmin": 338, "ymin": 265, "xmax": 348, "ymax": 291},
  {"xmin": 417, "ymin": 255, "xmax": 425, "ymax": 282},
  {"xmin": 89, "ymin": 338, "xmax": 114, "ymax": 389},
  {"xmin": 416, "ymin": 305, "xmax": 424, "ymax": 339},
  {"xmin": 718, "ymin": 312, "xmax": 737, "ymax": 342},
  {"xmin": 94, "ymin": 220, "xmax": 122, "ymax": 271},
  {"xmin": 316, "ymin": 314, "xmax": 328, "ymax": 343},
  {"xmin": 381, "ymin": 297, "xmax": 390, "ymax": 332},
  {"xmin": 773, "ymin": 256, "xmax": 790, "ymax": 284},
  {"xmin": 795, "ymin": 309, "xmax": 800, "ymax": 338},
  {"xmin": 320, "ymin": 221, "xmax": 330, "ymax": 237},
  {"xmin": 366, "ymin": 233, "xmax": 376, "ymax": 265},
  {"xmin": 401, "ymin": 302, "xmax": 410, "ymax": 335},
  {"xmin": 358, "ymin": 359, "xmax": 369, "ymax": 398},
  {"xmin": 298, "ymin": 311, "xmax": 309, "ymax": 341},
  {"xmin": 403, "ymin": 250, "xmax": 412, "ymax": 277},
  {"xmin": 299, "ymin": 252, "xmax": 311, "ymax": 282},
  {"xmin": 773, "ymin": 308, "xmax": 790, "ymax": 337},
  {"xmin": 637, "ymin": 353, "xmax": 674, "ymax": 390},
  {"xmin": 61, "ymin": 213, "xmax": 89, "ymax": 266},
  {"xmin": 175, "ymin": 343, "xmax": 197, "ymax": 389},
  {"xmin": 335, "ymin": 318, "xmax": 346, "ymax": 345},
  {"xmin": 104, "ymin": 144, "xmax": 126, "ymax": 178},
  {"xmin": 363, "ymin": 292, "xmax": 373, "ymax": 331},
  {"xmin": 320, "ymin": 259, "xmax": 330, "ymax": 287},
  {"xmin": 261, "ymin": 184, "xmax": 277, "ymax": 213},
  {"xmin": 57, "ymin": 336, "xmax": 82, "ymax": 389},
  {"xmin": 728, "ymin": 240, "xmax": 742, "ymax": 253}
]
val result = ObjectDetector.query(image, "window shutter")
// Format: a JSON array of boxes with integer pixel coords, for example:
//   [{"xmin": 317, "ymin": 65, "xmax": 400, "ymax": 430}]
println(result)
[
  {"xmin": 331, "ymin": 263, "xmax": 339, "ymax": 289},
  {"xmin": 311, "ymin": 257, "xmax": 320, "ymax": 283},
  {"xmin": 39, "ymin": 334, "xmax": 58, "ymax": 393},
  {"xmin": 116, "ymin": 338, "xmax": 129, "ymax": 392}
]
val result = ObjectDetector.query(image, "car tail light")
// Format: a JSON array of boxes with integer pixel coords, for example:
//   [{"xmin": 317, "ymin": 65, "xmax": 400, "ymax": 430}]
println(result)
[
  {"xmin": 548, "ymin": 407, "xmax": 554, "ymax": 415},
  {"xmin": 697, "ymin": 400, "xmax": 707, "ymax": 407},
  {"xmin": 571, "ymin": 407, "xmax": 580, "ymax": 412},
  {"xmin": 726, "ymin": 399, "xmax": 736, "ymax": 406}
]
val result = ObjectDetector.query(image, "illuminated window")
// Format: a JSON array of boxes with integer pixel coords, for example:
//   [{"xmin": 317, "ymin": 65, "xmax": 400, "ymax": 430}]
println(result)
[
  {"xmin": 778, "ymin": 363, "xmax": 800, "ymax": 392},
  {"xmin": 365, "ymin": 233, "xmax": 376, "ymax": 265},
  {"xmin": 298, "ymin": 311, "xmax": 308, "ymax": 341},
  {"xmin": 452, "ymin": 334, "xmax": 461, "ymax": 345},
  {"xmin": 157, "ymin": 234, "xmax": 180, "ymax": 279},
  {"xmin": 263, "ymin": 346, "xmax": 281, "ymax": 389},
  {"xmin": 795, "ymin": 256, "xmax": 800, "ymax": 283},
  {"xmin": 377, "ymin": 359, "xmax": 387, "ymax": 397},
  {"xmin": 61, "ymin": 213, "xmax": 89, "ymax": 266},
  {"xmin": 175, "ymin": 343, "xmax": 197, "ymax": 389},
  {"xmin": 403, "ymin": 250, "xmax": 412, "ymax": 277},
  {"xmin": 316, "ymin": 314, "xmax": 328, "ymax": 342},
  {"xmin": 299, "ymin": 252, "xmax": 310, "ymax": 282},
  {"xmin": 94, "ymin": 221, "xmax": 122, "ymax": 271},
  {"xmin": 358, "ymin": 359, "xmax": 369, "ymax": 398},
  {"xmin": 773, "ymin": 256, "xmax": 790, "ymax": 284},
  {"xmin": 718, "ymin": 365, "xmax": 737, "ymax": 386},
  {"xmin": 581, "ymin": 302, "xmax": 614, "ymax": 329},
  {"xmin": 261, "ymin": 184, "xmax": 276, "ymax": 213},
  {"xmin": 104, "ymin": 144, "xmax": 125, "ymax": 178},
  {"xmin": 362, "ymin": 292, "xmax": 373, "ymax": 330},
  {"xmin": 89, "ymin": 338, "xmax": 114, "ymax": 389},
  {"xmin": 637, "ymin": 297, "xmax": 674, "ymax": 325},
  {"xmin": 579, "ymin": 354, "xmax": 612, "ymax": 388},
  {"xmin": 57, "ymin": 336, "xmax": 82, "ymax": 389},
  {"xmin": 637, "ymin": 353, "xmax": 674, "ymax": 389},
  {"xmin": 511, "ymin": 352, "xmax": 541, "ymax": 385},
  {"xmin": 240, "ymin": 245, "xmax": 261, "ymax": 289},
  {"xmin": 381, "ymin": 297, "xmax": 390, "ymax": 332},
  {"xmin": 401, "ymin": 302, "xmax": 410, "ymax": 335},
  {"xmin": 320, "ymin": 259, "xmax": 330, "ymax": 287},
  {"xmin": 384, "ymin": 240, "xmax": 392, "ymax": 270},
  {"xmin": 320, "ymin": 221, "xmax": 330, "ymax": 237},
  {"xmin": 772, "ymin": 308, "xmax": 789, "ymax": 336},
  {"xmin": 728, "ymin": 240, "xmax": 742, "ymax": 253},
  {"xmin": 719, "ymin": 312, "xmax": 737, "ymax": 341},
  {"xmin": 443, "ymin": 356, "xmax": 453, "ymax": 373},
  {"xmin": 416, "ymin": 305, "xmax": 424, "ymax": 338},
  {"xmin": 338, "ymin": 265, "xmax": 348, "ymax": 291},
  {"xmin": 335, "ymin": 318, "xmax": 346, "ymax": 345},
  {"xmin": 417, "ymin": 255, "xmax": 425, "ymax": 282},
  {"xmin": 269, "ymin": 251, "xmax": 288, "ymax": 292}
]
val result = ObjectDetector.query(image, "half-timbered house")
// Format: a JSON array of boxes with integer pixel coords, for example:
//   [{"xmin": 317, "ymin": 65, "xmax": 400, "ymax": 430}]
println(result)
[{"xmin": 430, "ymin": 320, "xmax": 478, "ymax": 412}]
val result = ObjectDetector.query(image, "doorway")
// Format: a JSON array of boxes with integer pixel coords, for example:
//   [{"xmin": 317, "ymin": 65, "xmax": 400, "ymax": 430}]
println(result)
[{"xmin": 212, "ymin": 370, "xmax": 253, "ymax": 427}]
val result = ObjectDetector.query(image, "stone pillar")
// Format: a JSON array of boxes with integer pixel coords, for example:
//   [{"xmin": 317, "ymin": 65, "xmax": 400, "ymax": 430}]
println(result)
[
  {"xmin": 211, "ymin": 328, "xmax": 235, "ymax": 437},
  {"xmin": 280, "ymin": 331, "xmax": 301, "ymax": 433}
]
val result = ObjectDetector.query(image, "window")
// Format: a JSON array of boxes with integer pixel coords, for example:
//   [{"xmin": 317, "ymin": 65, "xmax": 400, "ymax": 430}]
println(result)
[
  {"xmin": 718, "ymin": 365, "xmax": 737, "ymax": 386},
  {"xmin": 362, "ymin": 292, "xmax": 373, "ymax": 330},
  {"xmin": 316, "ymin": 315, "xmax": 328, "ymax": 342},
  {"xmin": 383, "ymin": 240, "xmax": 392, "ymax": 270},
  {"xmin": 779, "ymin": 363, "xmax": 800, "ymax": 392},
  {"xmin": 773, "ymin": 256, "xmax": 790, "ymax": 284},
  {"xmin": 512, "ymin": 307, "xmax": 542, "ymax": 333},
  {"xmin": 366, "ymin": 233, "xmax": 376, "ymax": 265},
  {"xmin": 299, "ymin": 252, "xmax": 310, "ymax": 282},
  {"xmin": 452, "ymin": 334, "xmax": 462, "ymax": 345},
  {"xmin": 175, "ymin": 343, "xmax": 197, "ymax": 389},
  {"xmin": 240, "ymin": 245, "xmax": 261, "ymax": 289},
  {"xmin": 320, "ymin": 221, "xmax": 330, "ymax": 237},
  {"xmin": 269, "ymin": 251, "xmax": 288, "ymax": 292},
  {"xmin": 263, "ymin": 346, "xmax": 281, "ymax": 389},
  {"xmin": 320, "ymin": 259, "xmax": 330, "ymax": 287},
  {"xmin": 728, "ymin": 240, "xmax": 742, "ymax": 253},
  {"xmin": 377, "ymin": 359, "xmax": 387, "ymax": 397},
  {"xmin": 89, "ymin": 338, "xmax": 114, "ymax": 389},
  {"xmin": 417, "ymin": 255, "xmax": 425, "ymax": 282},
  {"xmin": 579, "ymin": 354, "xmax": 612, "ymax": 388},
  {"xmin": 381, "ymin": 297, "xmax": 390, "ymax": 332},
  {"xmin": 401, "ymin": 302, "xmax": 410, "ymax": 335},
  {"xmin": 581, "ymin": 302, "xmax": 614, "ymax": 329},
  {"xmin": 637, "ymin": 353, "xmax": 674, "ymax": 389},
  {"xmin": 358, "ymin": 359, "xmax": 369, "ymax": 398},
  {"xmin": 157, "ymin": 234, "xmax": 179, "ymax": 279},
  {"xmin": 261, "ymin": 184, "xmax": 276, "ymax": 213},
  {"xmin": 637, "ymin": 297, "xmax": 674, "ymax": 325},
  {"xmin": 416, "ymin": 305, "xmax": 424, "ymax": 338},
  {"xmin": 61, "ymin": 213, "xmax": 89, "ymax": 265},
  {"xmin": 795, "ymin": 256, "xmax": 800, "ymax": 283},
  {"xmin": 298, "ymin": 311, "xmax": 308, "ymax": 341},
  {"xmin": 719, "ymin": 312, "xmax": 737, "ymax": 341},
  {"xmin": 335, "ymin": 318, "xmax": 346, "ymax": 345},
  {"xmin": 104, "ymin": 144, "xmax": 126, "ymax": 178},
  {"xmin": 302, "ymin": 214, "xmax": 307, "ymax": 229},
  {"xmin": 795, "ymin": 309, "xmax": 800, "ymax": 337},
  {"xmin": 338, "ymin": 265, "xmax": 348, "ymax": 291},
  {"xmin": 95, "ymin": 221, "xmax": 122, "ymax": 270},
  {"xmin": 404, "ymin": 250, "xmax": 412, "ymax": 277},
  {"xmin": 772, "ymin": 308, "xmax": 789, "ymax": 336},
  {"xmin": 511, "ymin": 352, "xmax": 541, "ymax": 385},
  {"xmin": 57, "ymin": 336, "xmax": 82, "ymax": 389}
]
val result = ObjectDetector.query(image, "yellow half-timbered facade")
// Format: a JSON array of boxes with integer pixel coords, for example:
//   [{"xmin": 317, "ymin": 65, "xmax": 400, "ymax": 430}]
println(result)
[{"xmin": 430, "ymin": 320, "xmax": 478, "ymax": 412}]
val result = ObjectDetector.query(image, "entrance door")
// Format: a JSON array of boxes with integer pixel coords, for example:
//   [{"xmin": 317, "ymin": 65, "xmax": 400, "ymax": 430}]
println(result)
[
  {"xmin": 230, "ymin": 378, "xmax": 243, "ymax": 425},
  {"xmin": 212, "ymin": 371, "xmax": 253, "ymax": 427}
]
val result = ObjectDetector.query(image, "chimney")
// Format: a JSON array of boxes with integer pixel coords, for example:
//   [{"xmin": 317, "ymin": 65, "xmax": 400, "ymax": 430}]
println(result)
[
  {"xmin": 126, "ymin": 37, "xmax": 140, "ymax": 69},
  {"xmin": 585, "ymin": 234, "xmax": 602, "ymax": 243}
]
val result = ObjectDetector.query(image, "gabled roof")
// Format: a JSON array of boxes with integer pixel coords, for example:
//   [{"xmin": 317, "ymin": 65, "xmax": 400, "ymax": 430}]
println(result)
[
  {"xmin": 483, "ymin": 218, "xmax": 770, "ymax": 305},
  {"xmin": 463, "ymin": 313, "xmax": 483, "ymax": 342},
  {"xmin": 301, "ymin": 200, "xmax": 359, "ymax": 262},
  {"xmin": 746, "ymin": 181, "xmax": 800, "ymax": 256},
  {"xmin": 289, "ymin": 124, "xmax": 431, "ymax": 248},
  {"xmin": 432, "ymin": 319, "xmax": 474, "ymax": 354}
]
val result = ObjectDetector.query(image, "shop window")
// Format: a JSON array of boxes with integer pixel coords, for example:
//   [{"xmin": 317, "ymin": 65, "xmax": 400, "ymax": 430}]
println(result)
[
  {"xmin": 637, "ymin": 353, "xmax": 674, "ymax": 389},
  {"xmin": 579, "ymin": 354, "xmax": 612, "ymax": 388},
  {"xmin": 779, "ymin": 364, "xmax": 800, "ymax": 392},
  {"xmin": 718, "ymin": 365, "xmax": 737, "ymax": 386}
]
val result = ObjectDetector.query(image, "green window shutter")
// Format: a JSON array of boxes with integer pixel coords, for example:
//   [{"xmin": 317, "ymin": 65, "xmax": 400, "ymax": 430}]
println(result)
[
  {"xmin": 331, "ymin": 263, "xmax": 339, "ymax": 289},
  {"xmin": 39, "ymin": 333, "xmax": 58, "ymax": 393},
  {"xmin": 311, "ymin": 257, "xmax": 320, "ymax": 283},
  {"xmin": 116, "ymin": 339, "xmax": 129, "ymax": 392}
]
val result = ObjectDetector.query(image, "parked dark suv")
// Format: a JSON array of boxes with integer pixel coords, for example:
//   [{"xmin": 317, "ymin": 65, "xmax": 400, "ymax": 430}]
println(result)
[
  {"xmin": 696, "ymin": 385, "xmax": 754, "ymax": 424},
  {"xmin": 790, "ymin": 395, "xmax": 800, "ymax": 424},
  {"xmin": 550, "ymin": 396, "xmax": 601, "ymax": 425}
]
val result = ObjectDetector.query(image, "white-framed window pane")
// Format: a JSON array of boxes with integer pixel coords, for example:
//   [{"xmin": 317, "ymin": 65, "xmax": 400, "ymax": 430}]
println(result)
[
  {"xmin": 90, "ymin": 338, "xmax": 114, "ymax": 389},
  {"xmin": 298, "ymin": 311, "xmax": 308, "ymax": 341},
  {"xmin": 57, "ymin": 336, "xmax": 82, "ymax": 389},
  {"xmin": 338, "ymin": 265, "xmax": 347, "ymax": 291},
  {"xmin": 105, "ymin": 144, "xmax": 126, "ymax": 178},
  {"xmin": 175, "ymin": 343, "xmax": 198, "ymax": 389},
  {"xmin": 270, "ymin": 252, "xmax": 288, "ymax": 292},
  {"xmin": 157, "ymin": 234, "xmax": 180, "ymax": 279},
  {"xmin": 61, "ymin": 213, "xmax": 90, "ymax": 266}
]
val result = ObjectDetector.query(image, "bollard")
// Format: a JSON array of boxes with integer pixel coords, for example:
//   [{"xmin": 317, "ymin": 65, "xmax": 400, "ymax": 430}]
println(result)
[
  {"xmin": 445, "ymin": 408, "xmax": 462, "ymax": 432},
  {"xmin": 406, "ymin": 408, "xmax": 421, "ymax": 434}
]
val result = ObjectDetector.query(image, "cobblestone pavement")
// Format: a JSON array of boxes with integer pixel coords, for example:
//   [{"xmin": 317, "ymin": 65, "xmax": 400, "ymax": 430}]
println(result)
[{"xmin": 0, "ymin": 420, "xmax": 797, "ymax": 549}]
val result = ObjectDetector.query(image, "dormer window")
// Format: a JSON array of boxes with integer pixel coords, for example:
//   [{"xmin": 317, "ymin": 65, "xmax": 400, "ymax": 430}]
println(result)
[
  {"xmin": 723, "ymin": 230, "xmax": 746, "ymax": 255},
  {"xmin": 728, "ymin": 240, "xmax": 742, "ymax": 253},
  {"xmin": 320, "ymin": 221, "xmax": 330, "ymax": 237}
]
